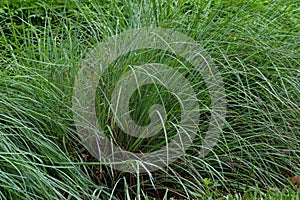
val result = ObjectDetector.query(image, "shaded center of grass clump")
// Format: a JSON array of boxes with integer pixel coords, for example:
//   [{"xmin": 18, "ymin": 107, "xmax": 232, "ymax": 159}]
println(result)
[
  {"xmin": 129, "ymin": 83, "xmax": 181, "ymax": 127},
  {"xmin": 95, "ymin": 48, "xmax": 211, "ymax": 153}
]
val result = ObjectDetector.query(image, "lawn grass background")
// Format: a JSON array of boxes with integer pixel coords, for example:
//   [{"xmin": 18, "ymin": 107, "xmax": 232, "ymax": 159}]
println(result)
[{"xmin": 0, "ymin": 0, "xmax": 299, "ymax": 199}]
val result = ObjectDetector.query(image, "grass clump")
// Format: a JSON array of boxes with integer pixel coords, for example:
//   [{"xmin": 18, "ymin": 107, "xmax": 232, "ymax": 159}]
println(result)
[{"xmin": 0, "ymin": 0, "xmax": 299, "ymax": 199}]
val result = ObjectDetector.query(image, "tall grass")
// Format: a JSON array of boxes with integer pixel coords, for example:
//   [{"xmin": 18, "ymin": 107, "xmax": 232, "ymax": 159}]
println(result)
[{"xmin": 0, "ymin": 0, "xmax": 299, "ymax": 199}]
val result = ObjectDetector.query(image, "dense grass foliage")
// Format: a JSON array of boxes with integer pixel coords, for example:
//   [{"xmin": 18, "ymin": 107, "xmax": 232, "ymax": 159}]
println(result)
[{"xmin": 0, "ymin": 0, "xmax": 299, "ymax": 199}]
